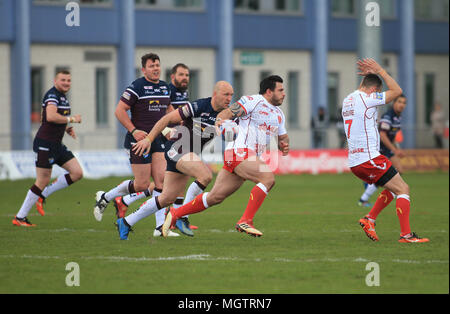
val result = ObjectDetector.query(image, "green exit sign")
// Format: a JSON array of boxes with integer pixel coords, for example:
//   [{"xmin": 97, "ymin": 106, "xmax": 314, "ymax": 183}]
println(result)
[{"xmin": 240, "ymin": 52, "xmax": 264, "ymax": 65}]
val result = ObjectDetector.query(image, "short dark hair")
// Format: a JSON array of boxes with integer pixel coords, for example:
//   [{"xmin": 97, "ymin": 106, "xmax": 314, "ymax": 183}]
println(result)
[
  {"xmin": 55, "ymin": 69, "xmax": 70, "ymax": 77},
  {"xmin": 259, "ymin": 75, "xmax": 283, "ymax": 95},
  {"xmin": 361, "ymin": 74, "xmax": 383, "ymax": 89},
  {"xmin": 171, "ymin": 63, "xmax": 189, "ymax": 75},
  {"xmin": 141, "ymin": 53, "xmax": 160, "ymax": 68},
  {"xmin": 394, "ymin": 94, "xmax": 406, "ymax": 102}
]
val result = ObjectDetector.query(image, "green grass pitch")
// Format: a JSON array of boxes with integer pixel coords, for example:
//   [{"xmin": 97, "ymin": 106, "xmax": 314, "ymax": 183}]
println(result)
[{"xmin": 0, "ymin": 172, "xmax": 448, "ymax": 294}]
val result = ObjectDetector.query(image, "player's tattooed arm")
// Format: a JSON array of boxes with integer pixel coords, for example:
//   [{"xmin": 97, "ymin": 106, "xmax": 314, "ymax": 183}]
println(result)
[{"xmin": 229, "ymin": 102, "xmax": 246, "ymax": 118}]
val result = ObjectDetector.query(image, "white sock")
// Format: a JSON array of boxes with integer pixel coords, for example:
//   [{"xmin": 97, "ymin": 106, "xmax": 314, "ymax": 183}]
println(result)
[
  {"xmin": 360, "ymin": 184, "xmax": 378, "ymax": 202},
  {"xmin": 122, "ymin": 188, "xmax": 152, "ymax": 206},
  {"xmin": 125, "ymin": 197, "xmax": 159, "ymax": 227},
  {"xmin": 182, "ymin": 181, "xmax": 205, "ymax": 218},
  {"xmin": 17, "ymin": 189, "xmax": 40, "ymax": 219},
  {"xmin": 42, "ymin": 174, "xmax": 70, "ymax": 198},
  {"xmin": 153, "ymin": 189, "xmax": 166, "ymax": 228},
  {"xmin": 104, "ymin": 180, "xmax": 133, "ymax": 202}
]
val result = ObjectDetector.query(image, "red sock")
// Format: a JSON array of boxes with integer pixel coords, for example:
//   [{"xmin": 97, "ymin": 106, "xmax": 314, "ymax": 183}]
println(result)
[
  {"xmin": 368, "ymin": 189, "xmax": 394, "ymax": 220},
  {"xmin": 173, "ymin": 193, "xmax": 207, "ymax": 219},
  {"xmin": 238, "ymin": 184, "xmax": 268, "ymax": 224},
  {"xmin": 396, "ymin": 195, "xmax": 411, "ymax": 236}
]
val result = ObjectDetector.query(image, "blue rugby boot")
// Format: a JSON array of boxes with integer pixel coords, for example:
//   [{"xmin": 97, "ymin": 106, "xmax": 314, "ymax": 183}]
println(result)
[
  {"xmin": 116, "ymin": 218, "xmax": 132, "ymax": 240},
  {"xmin": 175, "ymin": 217, "xmax": 194, "ymax": 237}
]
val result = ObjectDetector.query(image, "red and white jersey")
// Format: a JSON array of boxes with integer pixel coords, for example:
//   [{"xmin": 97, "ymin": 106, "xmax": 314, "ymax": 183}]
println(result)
[
  {"xmin": 226, "ymin": 94, "xmax": 287, "ymax": 156},
  {"xmin": 342, "ymin": 90, "xmax": 387, "ymax": 167}
]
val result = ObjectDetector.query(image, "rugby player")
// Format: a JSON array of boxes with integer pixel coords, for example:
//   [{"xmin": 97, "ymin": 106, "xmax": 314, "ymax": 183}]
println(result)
[
  {"xmin": 13, "ymin": 70, "xmax": 83, "ymax": 227},
  {"xmin": 343, "ymin": 58, "xmax": 428, "ymax": 243},
  {"xmin": 112, "ymin": 63, "xmax": 196, "ymax": 232},
  {"xmin": 161, "ymin": 75, "xmax": 290, "ymax": 238},
  {"xmin": 358, "ymin": 94, "xmax": 407, "ymax": 207},
  {"xmin": 93, "ymin": 53, "xmax": 178, "ymax": 236},
  {"xmin": 115, "ymin": 81, "xmax": 234, "ymax": 240}
]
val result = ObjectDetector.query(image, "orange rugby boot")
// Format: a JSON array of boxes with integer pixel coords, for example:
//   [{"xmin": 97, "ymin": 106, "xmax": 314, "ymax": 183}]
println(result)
[
  {"xmin": 398, "ymin": 232, "xmax": 429, "ymax": 243},
  {"xmin": 113, "ymin": 196, "xmax": 128, "ymax": 219},
  {"xmin": 359, "ymin": 216, "xmax": 379, "ymax": 241},
  {"xmin": 12, "ymin": 216, "xmax": 36, "ymax": 227},
  {"xmin": 35, "ymin": 197, "xmax": 45, "ymax": 216}
]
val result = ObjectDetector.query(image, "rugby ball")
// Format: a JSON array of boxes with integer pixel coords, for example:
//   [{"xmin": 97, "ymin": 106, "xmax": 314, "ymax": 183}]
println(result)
[{"xmin": 220, "ymin": 120, "xmax": 239, "ymax": 142}]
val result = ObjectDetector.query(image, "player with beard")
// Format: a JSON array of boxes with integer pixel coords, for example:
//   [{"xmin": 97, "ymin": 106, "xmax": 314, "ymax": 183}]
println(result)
[{"xmin": 161, "ymin": 75, "xmax": 290, "ymax": 238}]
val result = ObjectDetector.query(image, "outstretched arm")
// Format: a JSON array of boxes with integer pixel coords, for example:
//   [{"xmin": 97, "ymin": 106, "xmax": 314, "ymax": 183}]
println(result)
[
  {"xmin": 215, "ymin": 102, "xmax": 246, "ymax": 130},
  {"xmin": 132, "ymin": 108, "xmax": 183, "ymax": 156}
]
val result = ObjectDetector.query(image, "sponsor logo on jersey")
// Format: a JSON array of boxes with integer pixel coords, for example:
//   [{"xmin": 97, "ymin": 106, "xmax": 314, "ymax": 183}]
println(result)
[
  {"xmin": 122, "ymin": 92, "xmax": 131, "ymax": 100},
  {"xmin": 374, "ymin": 93, "xmax": 384, "ymax": 100}
]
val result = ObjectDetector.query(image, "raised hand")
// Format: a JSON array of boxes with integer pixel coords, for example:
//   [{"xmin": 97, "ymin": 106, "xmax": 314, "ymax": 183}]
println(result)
[{"xmin": 357, "ymin": 58, "xmax": 383, "ymax": 76}]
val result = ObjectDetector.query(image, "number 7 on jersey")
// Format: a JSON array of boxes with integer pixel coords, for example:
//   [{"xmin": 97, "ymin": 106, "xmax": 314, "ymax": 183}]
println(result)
[{"xmin": 345, "ymin": 119, "xmax": 353, "ymax": 139}]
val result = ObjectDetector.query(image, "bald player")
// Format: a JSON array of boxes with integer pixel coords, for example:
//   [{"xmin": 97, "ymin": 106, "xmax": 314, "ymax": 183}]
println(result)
[{"xmin": 115, "ymin": 81, "xmax": 234, "ymax": 240}]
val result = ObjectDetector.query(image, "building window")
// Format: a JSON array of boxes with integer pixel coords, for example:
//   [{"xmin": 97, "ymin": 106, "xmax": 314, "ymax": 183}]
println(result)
[
  {"xmin": 327, "ymin": 72, "xmax": 340, "ymax": 122},
  {"xmin": 235, "ymin": 0, "xmax": 260, "ymax": 11},
  {"xmin": 96, "ymin": 68, "xmax": 109, "ymax": 126},
  {"xmin": 275, "ymin": 0, "xmax": 301, "ymax": 11},
  {"xmin": 235, "ymin": 0, "xmax": 302, "ymax": 14},
  {"xmin": 331, "ymin": 0, "xmax": 356, "ymax": 16},
  {"xmin": 173, "ymin": 0, "xmax": 203, "ymax": 8},
  {"xmin": 34, "ymin": 0, "xmax": 112, "ymax": 6},
  {"xmin": 135, "ymin": 0, "xmax": 204, "ymax": 10},
  {"xmin": 424, "ymin": 73, "xmax": 435, "ymax": 125},
  {"xmin": 188, "ymin": 69, "xmax": 199, "ymax": 101},
  {"xmin": 260, "ymin": 70, "xmax": 272, "ymax": 83},
  {"xmin": 415, "ymin": 0, "xmax": 449, "ymax": 21},
  {"xmin": 288, "ymin": 72, "xmax": 299, "ymax": 128},
  {"xmin": 233, "ymin": 70, "xmax": 244, "ymax": 102},
  {"xmin": 379, "ymin": 0, "xmax": 396, "ymax": 19},
  {"xmin": 31, "ymin": 67, "xmax": 44, "ymax": 124},
  {"xmin": 332, "ymin": 0, "xmax": 397, "ymax": 18}
]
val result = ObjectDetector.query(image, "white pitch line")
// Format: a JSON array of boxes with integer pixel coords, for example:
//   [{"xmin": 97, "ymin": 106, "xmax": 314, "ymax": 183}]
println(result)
[{"xmin": 0, "ymin": 254, "xmax": 447, "ymax": 265}]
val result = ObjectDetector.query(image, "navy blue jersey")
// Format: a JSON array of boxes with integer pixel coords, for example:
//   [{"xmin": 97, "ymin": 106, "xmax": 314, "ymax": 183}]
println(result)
[
  {"xmin": 169, "ymin": 83, "xmax": 189, "ymax": 110},
  {"xmin": 120, "ymin": 77, "xmax": 171, "ymax": 133},
  {"xmin": 35, "ymin": 87, "xmax": 71, "ymax": 143},
  {"xmin": 379, "ymin": 108, "xmax": 402, "ymax": 143},
  {"xmin": 172, "ymin": 97, "xmax": 220, "ymax": 153}
]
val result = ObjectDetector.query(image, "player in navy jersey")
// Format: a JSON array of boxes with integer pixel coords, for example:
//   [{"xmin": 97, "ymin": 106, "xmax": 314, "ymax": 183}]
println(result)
[
  {"xmin": 111, "ymin": 63, "xmax": 195, "ymax": 236},
  {"xmin": 13, "ymin": 70, "xmax": 83, "ymax": 227},
  {"xmin": 93, "ymin": 53, "xmax": 178, "ymax": 236},
  {"xmin": 113, "ymin": 63, "xmax": 190, "ymax": 217},
  {"xmin": 115, "ymin": 81, "xmax": 234, "ymax": 240},
  {"xmin": 358, "ymin": 94, "xmax": 407, "ymax": 207}
]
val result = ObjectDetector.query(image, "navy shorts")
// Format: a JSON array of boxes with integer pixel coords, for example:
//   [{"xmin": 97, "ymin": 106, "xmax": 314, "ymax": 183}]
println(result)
[
  {"xmin": 164, "ymin": 140, "xmax": 190, "ymax": 174},
  {"xmin": 380, "ymin": 147, "xmax": 394, "ymax": 159},
  {"xmin": 33, "ymin": 137, "xmax": 75, "ymax": 169},
  {"xmin": 124, "ymin": 132, "xmax": 167, "ymax": 164}
]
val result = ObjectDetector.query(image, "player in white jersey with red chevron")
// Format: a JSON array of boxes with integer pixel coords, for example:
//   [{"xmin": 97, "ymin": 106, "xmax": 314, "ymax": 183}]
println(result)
[
  {"xmin": 343, "ymin": 58, "xmax": 429, "ymax": 243},
  {"xmin": 162, "ymin": 75, "xmax": 290, "ymax": 237}
]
